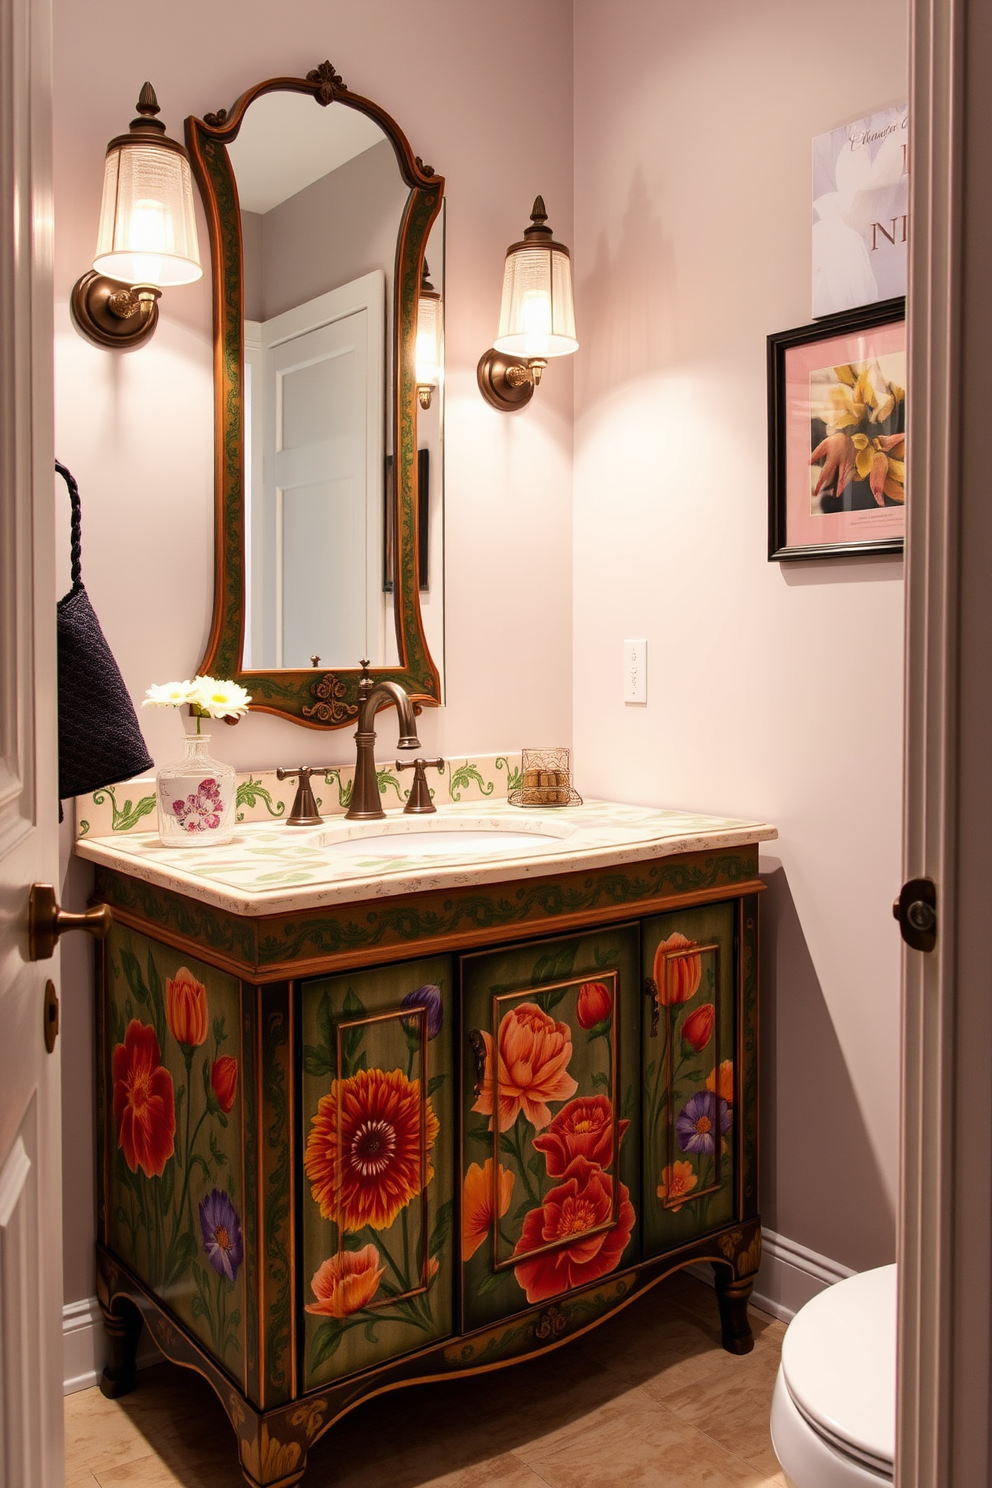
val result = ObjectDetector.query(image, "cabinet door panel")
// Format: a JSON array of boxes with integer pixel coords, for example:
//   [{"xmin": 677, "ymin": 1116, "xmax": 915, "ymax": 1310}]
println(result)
[
  {"xmin": 102, "ymin": 924, "xmax": 247, "ymax": 1387},
  {"xmin": 641, "ymin": 902, "xmax": 737, "ymax": 1256},
  {"xmin": 300, "ymin": 955, "xmax": 454, "ymax": 1388},
  {"xmin": 461, "ymin": 926, "xmax": 640, "ymax": 1332}
]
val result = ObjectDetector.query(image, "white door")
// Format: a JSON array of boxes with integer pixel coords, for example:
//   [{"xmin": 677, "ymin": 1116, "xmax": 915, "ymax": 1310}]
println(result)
[
  {"xmin": 244, "ymin": 271, "xmax": 385, "ymax": 669},
  {"xmin": 0, "ymin": 0, "xmax": 62, "ymax": 1484}
]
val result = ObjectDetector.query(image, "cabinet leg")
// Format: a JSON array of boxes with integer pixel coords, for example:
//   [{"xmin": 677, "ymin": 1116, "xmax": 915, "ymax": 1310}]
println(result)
[
  {"xmin": 99, "ymin": 1297, "xmax": 143, "ymax": 1399},
  {"xmin": 239, "ymin": 1454, "xmax": 307, "ymax": 1488},
  {"xmin": 712, "ymin": 1264, "xmax": 755, "ymax": 1355}
]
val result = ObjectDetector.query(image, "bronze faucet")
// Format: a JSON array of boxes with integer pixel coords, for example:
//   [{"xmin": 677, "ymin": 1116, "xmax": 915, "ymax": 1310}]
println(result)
[{"xmin": 345, "ymin": 663, "xmax": 421, "ymax": 820}]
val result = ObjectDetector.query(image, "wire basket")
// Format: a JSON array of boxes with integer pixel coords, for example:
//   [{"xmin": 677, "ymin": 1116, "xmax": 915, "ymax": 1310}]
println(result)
[{"xmin": 507, "ymin": 747, "xmax": 583, "ymax": 808}]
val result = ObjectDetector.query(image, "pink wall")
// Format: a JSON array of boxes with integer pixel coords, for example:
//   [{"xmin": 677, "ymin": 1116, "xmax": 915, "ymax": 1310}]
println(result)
[
  {"xmin": 571, "ymin": 0, "xmax": 906, "ymax": 1269},
  {"xmin": 54, "ymin": 0, "xmax": 575, "ymax": 1306},
  {"xmin": 57, "ymin": 0, "xmax": 907, "ymax": 1315}
]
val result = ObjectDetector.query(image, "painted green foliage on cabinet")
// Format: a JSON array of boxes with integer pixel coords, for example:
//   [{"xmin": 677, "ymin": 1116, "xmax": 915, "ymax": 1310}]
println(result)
[
  {"xmin": 300, "ymin": 956, "xmax": 455, "ymax": 1387},
  {"xmin": 104, "ymin": 925, "xmax": 245, "ymax": 1383},
  {"xmin": 641, "ymin": 903, "xmax": 736, "ymax": 1254},
  {"xmin": 461, "ymin": 926, "xmax": 641, "ymax": 1333}
]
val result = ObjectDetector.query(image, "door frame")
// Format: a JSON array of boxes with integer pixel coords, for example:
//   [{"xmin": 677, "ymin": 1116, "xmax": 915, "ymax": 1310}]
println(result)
[{"xmin": 899, "ymin": 0, "xmax": 992, "ymax": 1480}]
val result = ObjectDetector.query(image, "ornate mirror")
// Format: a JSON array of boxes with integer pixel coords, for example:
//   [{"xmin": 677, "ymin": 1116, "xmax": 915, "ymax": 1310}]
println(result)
[{"xmin": 186, "ymin": 61, "xmax": 444, "ymax": 727}]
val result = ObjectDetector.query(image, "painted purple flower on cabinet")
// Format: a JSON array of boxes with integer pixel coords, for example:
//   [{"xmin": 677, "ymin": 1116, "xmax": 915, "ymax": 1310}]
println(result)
[
  {"xmin": 400, "ymin": 983, "xmax": 443, "ymax": 1039},
  {"xmin": 675, "ymin": 1091, "xmax": 731, "ymax": 1156},
  {"xmin": 172, "ymin": 777, "xmax": 224, "ymax": 833},
  {"xmin": 199, "ymin": 1188, "xmax": 244, "ymax": 1280}
]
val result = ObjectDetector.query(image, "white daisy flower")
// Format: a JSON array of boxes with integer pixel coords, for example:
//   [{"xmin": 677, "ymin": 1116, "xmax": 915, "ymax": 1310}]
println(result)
[
  {"xmin": 142, "ymin": 680, "xmax": 196, "ymax": 708},
  {"xmin": 190, "ymin": 675, "xmax": 252, "ymax": 719}
]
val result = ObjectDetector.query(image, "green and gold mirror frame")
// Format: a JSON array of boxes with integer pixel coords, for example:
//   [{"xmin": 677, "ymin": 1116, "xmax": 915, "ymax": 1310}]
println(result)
[{"xmin": 185, "ymin": 61, "xmax": 443, "ymax": 727}]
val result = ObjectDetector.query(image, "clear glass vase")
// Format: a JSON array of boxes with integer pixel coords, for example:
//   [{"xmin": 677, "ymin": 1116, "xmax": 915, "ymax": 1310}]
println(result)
[{"xmin": 157, "ymin": 732, "xmax": 237, "ymax": 847}]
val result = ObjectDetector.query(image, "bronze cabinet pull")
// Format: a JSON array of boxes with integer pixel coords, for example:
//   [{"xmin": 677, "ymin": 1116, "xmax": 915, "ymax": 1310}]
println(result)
[
  {"xmin": 28, "ymin": 883, "xmax": 111, "ymax": 962},
  {"xmin": 468, "ymin": 1028, "xmax": 488, "ymax": 1095},
  {"xmin": 643, "ymin": 975, "xmax": 660, "ymax": 1038}
]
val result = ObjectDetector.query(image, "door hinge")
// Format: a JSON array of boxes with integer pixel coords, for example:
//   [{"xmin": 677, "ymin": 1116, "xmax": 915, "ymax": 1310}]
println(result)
[{"xmin": 893, "ymin": 878, "xmax": 937, "ymax": 952}]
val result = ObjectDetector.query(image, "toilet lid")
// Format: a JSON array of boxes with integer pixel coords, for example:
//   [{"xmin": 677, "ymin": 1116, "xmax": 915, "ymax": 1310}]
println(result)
[{"xmin": 780, "ymin": 1264, "xmax": 896, "ymax": 1476}]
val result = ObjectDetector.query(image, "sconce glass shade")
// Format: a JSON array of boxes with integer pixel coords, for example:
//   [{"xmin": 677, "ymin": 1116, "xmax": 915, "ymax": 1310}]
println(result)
[
  {"xmin": 416, "ymin": 261, "xmax": 442, "ymax": 396},
  {"xmin": 93, "ymin": 140, "xmax": 201, "ymax": 287},
  {"xmin": 493, "ymin": 198, "xmax": 577, "ymax": 361}
]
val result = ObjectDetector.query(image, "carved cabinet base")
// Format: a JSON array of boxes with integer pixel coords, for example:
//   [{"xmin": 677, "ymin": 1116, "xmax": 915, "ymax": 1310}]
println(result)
[
  {"xmin": 94, "ymin": 844, "xmax": 763, "ymax": 1485},
  {"xmin": 97, "ymin": 1219, "xmax": 762, "ymax": 1487}
]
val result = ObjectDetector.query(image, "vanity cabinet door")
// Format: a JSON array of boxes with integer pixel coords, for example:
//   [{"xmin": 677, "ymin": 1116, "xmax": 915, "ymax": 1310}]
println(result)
[
  {"xmin": 299, "ymin": 955, "xmax": 455, "ymax": 1389},
  {"xmin": 101, "ymin": 923, "xmax": 249, "ymax": 1389},
  {"xmin": 460, "ymin": 925, "xmax": 641, "ymax": 1333},
  {"xmin": 641, "ymin": 901, "xmax": 741, "ymax": 1259}
]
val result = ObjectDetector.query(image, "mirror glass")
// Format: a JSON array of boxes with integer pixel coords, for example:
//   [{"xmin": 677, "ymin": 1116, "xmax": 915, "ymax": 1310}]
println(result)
[
  {"xmin": 227, "ymin": 92, "xmax": 442, "ymax": 672},
  {"xmin": 187, "ymin": 71, "xmax": 444, "ymax": 726}
]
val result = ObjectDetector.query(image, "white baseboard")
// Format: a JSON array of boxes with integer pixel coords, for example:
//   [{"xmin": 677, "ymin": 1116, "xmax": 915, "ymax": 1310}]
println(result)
[
  {"xmin": 688, "ymin": 1227, "xmax": 855, "ymax": 1322},
  {"xmin": 63, "ymin": 1295, "xmax": 163, "ymax": 1395}
]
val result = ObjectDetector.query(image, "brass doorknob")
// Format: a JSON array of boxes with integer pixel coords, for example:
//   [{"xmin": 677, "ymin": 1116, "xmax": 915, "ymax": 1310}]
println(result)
[{"xmin": 28, "ymin": 883, "xmax": 111, "ymax": 962}]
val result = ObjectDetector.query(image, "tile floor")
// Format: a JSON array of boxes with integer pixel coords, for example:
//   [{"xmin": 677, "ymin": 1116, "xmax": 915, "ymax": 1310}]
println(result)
[{"xmin": 65, "ymin": 1272, "xmax": 788, "ymax": 1488}]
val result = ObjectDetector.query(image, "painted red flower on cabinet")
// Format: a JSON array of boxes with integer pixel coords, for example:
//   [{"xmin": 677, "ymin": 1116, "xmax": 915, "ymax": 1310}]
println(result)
[
  {"xmin": 304, "ymin": 1067, "xmax": 439, "ymax": 1232},
  {"xmin": 576, "ymin": 980, "xmax": 612, "ymax": 1030},
  {"xmin": 681, "ymin": 1003, "xmax": 715, "ymax": 1053},
  {"xmin": 112, "ymin": 1018, "xmax": 176, "ymax": 1177},
  {"xmin": 472, "ymin": 1001, "xmax": 578, "ymax": 1132},
  {"xmin": 532, "ymin": 1095, "xmax": 629, "ymax": 1177},
  {"xmin": 210, "ymin": 1055, "xmax": 238, "ymax": 1113},
  {"xmin": 512, "ymin": 1155, "xmax": 634, "ymax": 1303}
]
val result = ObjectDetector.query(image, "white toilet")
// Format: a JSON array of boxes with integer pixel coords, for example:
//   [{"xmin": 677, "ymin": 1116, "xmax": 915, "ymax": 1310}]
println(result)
[{"xmin": 770, "ymin": 1264, "xmax": 896, "ymax": 1487}]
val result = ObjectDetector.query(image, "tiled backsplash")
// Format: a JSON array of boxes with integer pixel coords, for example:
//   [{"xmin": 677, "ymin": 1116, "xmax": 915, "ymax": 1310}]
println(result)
[{"xmin": 75, "ymin": 753, "xmax": 524, "ymax": 838}]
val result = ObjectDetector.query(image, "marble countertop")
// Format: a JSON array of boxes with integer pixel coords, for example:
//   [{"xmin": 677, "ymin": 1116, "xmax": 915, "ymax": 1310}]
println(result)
[{"xmin": 76, "ymin": 797, "xmax": 777, "ymax": 918}]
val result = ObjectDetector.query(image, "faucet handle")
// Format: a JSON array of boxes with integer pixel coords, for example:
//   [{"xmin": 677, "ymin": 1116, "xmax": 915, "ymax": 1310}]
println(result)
[
  {"xmin": 276, "ymin": 765, "xmax": 335, "ymax": 827},
  {"xmin": 395, "ymin": 757, "xmax": 444, "ymax": 815}
]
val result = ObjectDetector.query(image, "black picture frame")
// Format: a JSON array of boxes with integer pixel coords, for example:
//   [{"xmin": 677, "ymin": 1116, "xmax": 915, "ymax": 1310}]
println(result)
[{"xmin": 768, "ymin": 296, "xmax": 906, "ymax": 562}]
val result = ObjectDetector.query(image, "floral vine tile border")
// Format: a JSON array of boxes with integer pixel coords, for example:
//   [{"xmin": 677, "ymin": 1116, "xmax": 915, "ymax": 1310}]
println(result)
[{"xmin": 75, "ymin": 754, "xmax": 524, "ymax": 840}]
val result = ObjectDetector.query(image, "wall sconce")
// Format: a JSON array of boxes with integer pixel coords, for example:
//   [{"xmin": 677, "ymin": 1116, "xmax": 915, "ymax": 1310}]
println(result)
[
  {"xmin": 70, "ymin": 83, "xmax": 202, "ymax": 351},
  {"xmin": 477, "ymin": 195, "xmax": 578, "ymax": 411},
  {"xmin": 416, "ymin": 260, "xmax": 442, "ymax": 410}
]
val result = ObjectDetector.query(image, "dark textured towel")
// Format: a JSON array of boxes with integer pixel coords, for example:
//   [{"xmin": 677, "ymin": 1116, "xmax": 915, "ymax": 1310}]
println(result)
[{"xmin": 56, "ymin": 461, "xmax": 154, "ymax": 806}]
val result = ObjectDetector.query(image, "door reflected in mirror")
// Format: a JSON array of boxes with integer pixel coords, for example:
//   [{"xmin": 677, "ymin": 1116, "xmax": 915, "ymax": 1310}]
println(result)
[{"xmin": 215, "ymin": 84, "xmax": 444, "ymax": 680}]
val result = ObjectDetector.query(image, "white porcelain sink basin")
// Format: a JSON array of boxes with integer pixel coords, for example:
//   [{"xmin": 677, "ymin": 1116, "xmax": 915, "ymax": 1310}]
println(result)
[{"xmin": 316, "ymin": 815, "xmax": 571, "ymax": 861}]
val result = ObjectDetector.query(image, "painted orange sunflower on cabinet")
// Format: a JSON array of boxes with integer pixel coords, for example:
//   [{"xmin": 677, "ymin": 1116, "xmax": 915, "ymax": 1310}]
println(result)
[{"xmin": 304, "ymin": 1067, "xmax": 439, "ymax": 1232}]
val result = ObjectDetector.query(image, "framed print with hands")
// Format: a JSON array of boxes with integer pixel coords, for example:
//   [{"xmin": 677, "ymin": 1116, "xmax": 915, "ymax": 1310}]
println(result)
[{"xmin": 767, "ymin": 297, "xmax": 905, "ymax": 561}]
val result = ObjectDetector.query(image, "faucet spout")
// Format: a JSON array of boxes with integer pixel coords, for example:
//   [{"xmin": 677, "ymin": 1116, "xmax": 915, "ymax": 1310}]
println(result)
[{"xmin": 346, "ymin": 673, "xmax": 421, "ymax": 820}]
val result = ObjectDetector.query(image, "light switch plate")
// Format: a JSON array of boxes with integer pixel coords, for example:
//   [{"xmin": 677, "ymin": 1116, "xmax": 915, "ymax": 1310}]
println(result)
[{"xmin": 623, "ymin": 639, "xmax": 647, "ymax": 704}]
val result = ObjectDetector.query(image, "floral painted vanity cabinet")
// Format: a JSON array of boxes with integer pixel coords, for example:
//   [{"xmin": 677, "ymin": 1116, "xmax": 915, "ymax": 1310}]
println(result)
[{"xmin": 90, "ymin": 814, "xmax": 767, "ymax": 1488}]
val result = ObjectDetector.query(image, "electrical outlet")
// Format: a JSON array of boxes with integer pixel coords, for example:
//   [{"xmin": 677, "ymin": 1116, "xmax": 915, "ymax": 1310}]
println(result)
[{"xmin": 623, "ymin": 639, "xmax": 647, "ymax": 704}]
